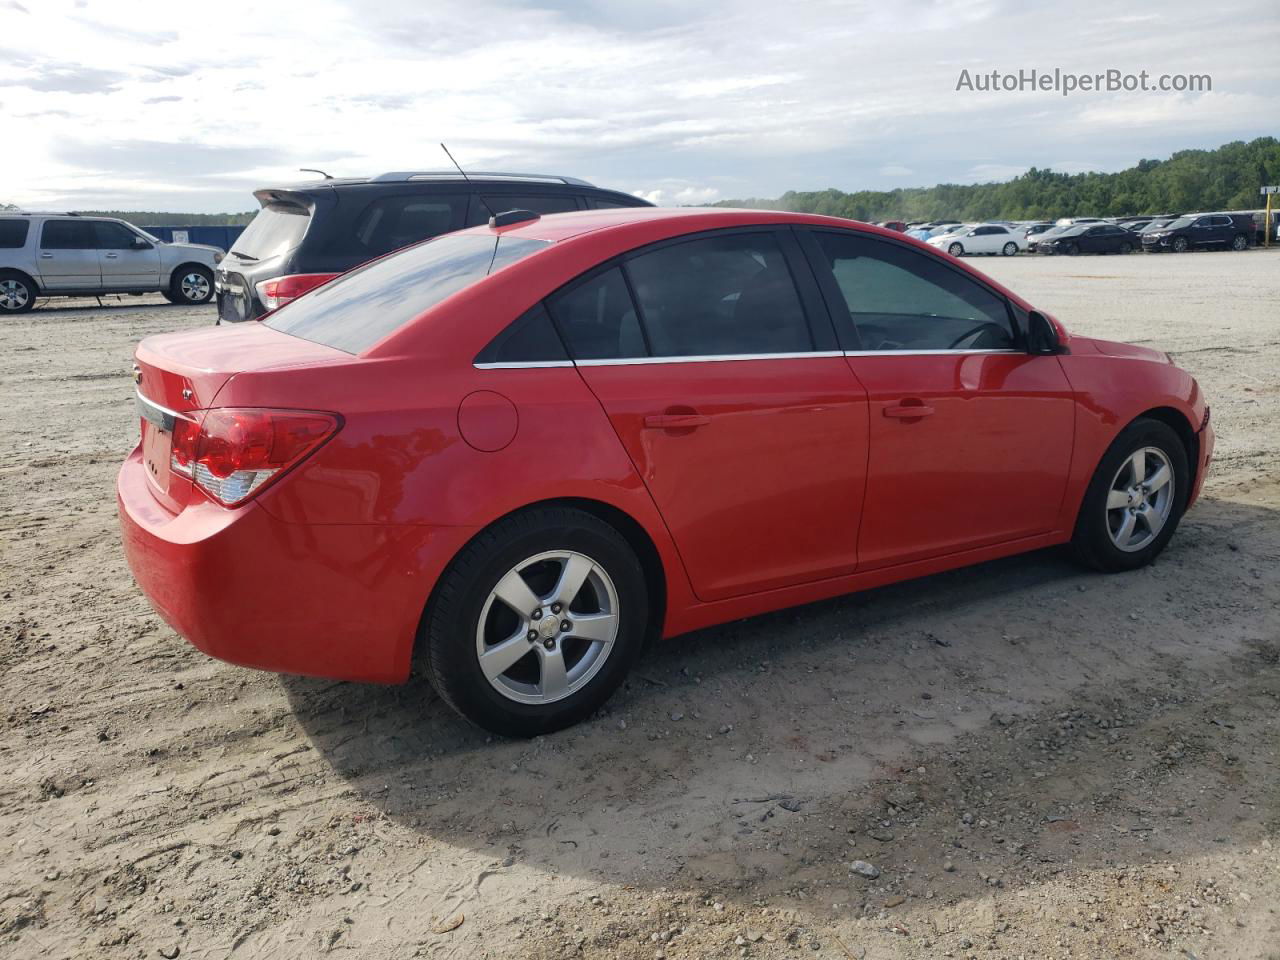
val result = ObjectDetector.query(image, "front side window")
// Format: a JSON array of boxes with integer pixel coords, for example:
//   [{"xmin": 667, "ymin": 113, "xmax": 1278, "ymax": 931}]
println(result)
[
  {"xmin": 0, "ymin": 219, "xmax": 29, "ymax": 249},
  {"xmin": 41, "ymin": 220, "xmax": 97, "ymax": 249},
  {"xmin": 94, "ymin": 221, "xmax": 144, "ymax": 250},
  {"xmin": 350, "ymin": 195, "xmax": 465, "ymax": 258},
  {"xmin": 811, "ymin": 231, "xmax": 1015, "ymax": 352},
  {"xmin": 266, "ymin": 232, "xmax": 549, "ymax": 354},
  {"xmin": 623, "ymin": 232, "xmax": 812, "ymax": 357}
]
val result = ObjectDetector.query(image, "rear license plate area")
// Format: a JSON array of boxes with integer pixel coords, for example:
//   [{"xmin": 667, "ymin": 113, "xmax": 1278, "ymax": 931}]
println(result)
[{"xmin": 142, "ymin": 420, "xmax": 172, "ymax": 493}]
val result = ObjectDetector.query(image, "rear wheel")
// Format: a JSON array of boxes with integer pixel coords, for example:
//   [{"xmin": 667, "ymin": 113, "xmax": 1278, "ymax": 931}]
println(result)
[
  {"xmin": 0, "ymin": 271, "xmax": 35, "ymax": 314},
  {"xmin": 168, "ymin": 266, "xmax": 213, "ymax": 305},
  {"xmin": 422, "ymin": 507, "xmax": 649, "ymax": 736},
  {"xmin": 948, "ymin": 242, "xmax": 964, "ymax": 256},
  {"xmin": 1072, "ymin": 418, "xmax": 1189, "ymax": 572},
  {"xmin": 1001, "ymin": 241, "xmax": 1018, "ymax": 256},
  {"xmin": 1231, "ymin": 234, "xmax": 1249, "ymax": 251}
]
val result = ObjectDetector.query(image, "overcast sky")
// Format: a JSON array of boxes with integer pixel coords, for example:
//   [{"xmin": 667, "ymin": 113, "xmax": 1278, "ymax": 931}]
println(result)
[{"xmin": 1, "ymin": 0, "xmax": 1277, "ymax": 212}]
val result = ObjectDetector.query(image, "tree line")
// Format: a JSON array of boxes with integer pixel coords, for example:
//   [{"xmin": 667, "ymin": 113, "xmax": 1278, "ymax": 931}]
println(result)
[{"xmin": 716, "ymin": 137, "xmax": 1280, "ymax": 222}]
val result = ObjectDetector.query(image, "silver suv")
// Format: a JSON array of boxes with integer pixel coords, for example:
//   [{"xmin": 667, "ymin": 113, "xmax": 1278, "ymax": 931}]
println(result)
[{"xmin": 0, "ymin": 213, "xmax": 223, "ymax": 314}]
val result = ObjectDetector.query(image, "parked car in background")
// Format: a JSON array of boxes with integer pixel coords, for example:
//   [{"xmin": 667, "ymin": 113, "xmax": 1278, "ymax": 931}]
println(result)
[
  {"xmin": 0, "ymin": 213, "xmax": 221, "ymax": 314},
  {"xmin": 1054, "ymin": 217, "xmax": 1107, "ymax": 227},
  {"xmin": 215, "ymin": 171, "xmax": 652, "ymax": 324},
  {"xmin": 877, "ymin": 221, "xmax": 908, "ymax": 232},
  {"xmin": 1026, "ymin": 224, "xmax": 1071, "ymax": 254},
  {"xmin": 1020, "ymin": 222, "xmax": 1055, "ymax": 244},
  {"xmin": 1037, "ymin": 223, "xmax": 1137, "ymax": 256},
  {"xmin": 1140, "ymin": 213, "xmax": 1255, "ymax": 253},
  {"xmin": 120, "ymin": 206, "xmax": 1213, "ymax": 735},
  {"xmin": 927, "ymin": 223, "xmax": 1022, "ymax": 256},
  {"xmin": 1122, "ymin": 220, "xmax": 1152, "ymax": 233}
]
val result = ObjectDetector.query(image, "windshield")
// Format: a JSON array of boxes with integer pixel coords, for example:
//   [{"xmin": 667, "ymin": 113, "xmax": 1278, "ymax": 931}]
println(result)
[
  {"xmin": 266, "ymin": 232, "xmax": 550, "ymax": 354},
  {"xmin": 1058, "ymin": 226, "xmax": 1088, "ymax": 237},
  {"xmin": 1164, "ymin": 217, "xmax": 1194, "ymax": 230},
  {"xmin": 231, "ymin": 203, "xmax": 311, "ymax": 260},
  {"xmin": 1140, "ymin": 220, "xmax": 1172, "ymax": 232}
]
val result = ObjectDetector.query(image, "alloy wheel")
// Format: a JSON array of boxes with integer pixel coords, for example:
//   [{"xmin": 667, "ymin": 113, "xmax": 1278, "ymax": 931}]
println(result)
[
  {"xmin": 475, "ymin": 550, "xmax": 620, "ymax": 705},
  {"xmin": 1105, "ymin": 446, "xmax": 1175, "ymax": 552},
  {"xmin": 1232, "ymin": 235, "xmax": 1248, "ymax": 251},
  {"xmin": 180, "ymin": 272, "xmax": 210, "ymax": 302},
  {"xmin": 948, "ymin": 242, "xmax": 963, "ymax": 256},
  {"xmin": 0, "ymin": 278, "xmax": 30, "ymax": 311},
  {"xmin": 1002, "ymin": 242, "xmax": 1017, "ymax": 256}
]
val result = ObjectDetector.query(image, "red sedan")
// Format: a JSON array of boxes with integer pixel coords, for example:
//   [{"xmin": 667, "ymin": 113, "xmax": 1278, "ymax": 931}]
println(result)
[{"xmin": 119, "ymin": 207, "xmax": 1213, "ymax": 736}]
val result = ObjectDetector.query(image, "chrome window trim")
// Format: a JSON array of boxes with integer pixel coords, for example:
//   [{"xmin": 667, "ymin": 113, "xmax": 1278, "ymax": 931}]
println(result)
[
  {"xmin": 471, "ymin": 349, "xmax": 1025, "ymax": 370},
  {"xmin": 473, "ymin": 360, "xmax": 575, "ymax": 370}
]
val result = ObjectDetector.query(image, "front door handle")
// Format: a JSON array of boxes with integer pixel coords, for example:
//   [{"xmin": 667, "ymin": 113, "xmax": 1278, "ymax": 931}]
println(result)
[
  {"xmin": 884, "ymin": 402, "xmax": 935, "ymax": 419},
  {"xmin": 104, "ymin": 253, "xmax": 119, "ymax": 259},
  {"xmin": 40, "ymin": 252, "xmax": 54, "ymax": 259},
  {"xmin": 643, "ymin": 413, "xmax": 710, "ymax": 430}
]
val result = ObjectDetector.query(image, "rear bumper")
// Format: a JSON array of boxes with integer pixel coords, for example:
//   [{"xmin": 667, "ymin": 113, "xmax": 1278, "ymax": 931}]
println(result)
[{"xmin": 118, "ymin": 446, "xmax": 463, "ymax": 684}]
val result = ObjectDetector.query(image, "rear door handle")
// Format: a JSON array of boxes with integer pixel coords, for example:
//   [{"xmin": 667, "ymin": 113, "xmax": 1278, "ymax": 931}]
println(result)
[
  {"xmin": 643, "ymin": 413, "xmax": 710, "ymax": 430},
  {"xmin": 883, "ymin": 402, "xmax": 935, "ymax": 419}
]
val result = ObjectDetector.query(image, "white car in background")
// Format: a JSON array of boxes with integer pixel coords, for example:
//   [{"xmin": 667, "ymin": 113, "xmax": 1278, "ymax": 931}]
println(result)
[{"xmin": 926, "ymin": 223, "xmax": 1022, "ymax": 257}]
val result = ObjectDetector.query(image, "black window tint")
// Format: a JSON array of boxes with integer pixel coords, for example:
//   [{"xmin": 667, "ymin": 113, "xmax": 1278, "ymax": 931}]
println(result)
[
  {"xmin": 812, "ymin": 232, "xmax": 1014, "ymax": 351},
  {"xmin": 467, "ymin": 194, "xmax": 581, "ymax": 226},
  {"xmin": 232, "ymin": 203, "xmax": 310, "ymax": 260},
  {"xmin": 475, "ymin": 304, "xmax": 568, "ymax": 364},
  {"xmin": 266, "ymin": 233, "xmax": 548, "ymax": 354},
  {"xmin": 94, "ymin": 221, "xmax": 142, "ymax": 249},
  {"xmin": 586, "ymin": 197, "xmax": 641, "ymax": 209},
  {"xmin": 547, "ymin": 267, "xmax": 645, "ymax": 360},
  {"xmin": 1212, "ymin": 216, "xmax": 1232, "ymax": 227},
  {"xmin": 41, "ymin": 220, "xmax": 97, "ymax": 249},
  {"xmin": 624, "ymin": 232, "xmax": 812, "ymax": 357},
  {"xmin": 351, "ymin": 195, "xmax": 465, "ymax": 258},
  {"xmin": 0, "ymin": 219, "xmax": 29, "ymax": 248}
]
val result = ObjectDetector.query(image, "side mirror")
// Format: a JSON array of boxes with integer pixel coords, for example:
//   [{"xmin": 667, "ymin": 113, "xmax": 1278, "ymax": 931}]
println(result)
[{"xmin": 1027, "ymin": 310, "xmax": 1064, "ymax": 355}]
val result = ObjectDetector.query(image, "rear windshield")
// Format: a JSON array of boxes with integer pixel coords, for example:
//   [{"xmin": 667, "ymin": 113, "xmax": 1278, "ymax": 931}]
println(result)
[
  {"xmin": 265, "ymin": 232, "xmax": 550, "ymax": 354},
  {"xmin": 0, "ymin": 219, "xmax": 30, "ymax": 248},
  {"xmin": 231, "ymin": 203, "xmax": 311, "ymax": 261}
]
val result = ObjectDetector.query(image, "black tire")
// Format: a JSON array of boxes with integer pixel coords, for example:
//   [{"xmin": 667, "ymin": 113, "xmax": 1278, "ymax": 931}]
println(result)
[
  {"xmin": 168, "ymin": 265, "xmax": 213, "ymax": 305},
  {"xmin": 1065, "ymin": 242, "xmax": 1080, "ymax": 256},
  {"xmin": 1171, "ymin": 237, "xmax": 1189, "ymax": 253},
  {"xmin": 0, "ymin": 270, "xmax": 36, "ymax": 314},
  {"xmin": 1071, "ymin": 418, "xmax": 1190, "ymax": 573},
  {"xmin": 1118, "ymin": 242, "xmax": 1133, "ymax": 255},
  {"xmin": 421, "ymin": 507, "xmax": 649, "ymax": 737},
  {"xmin": 948, "ymin": 242, "xmax": 964, "ymax": 256},
  {"xmin": 1231, "ymin": 234, "xmax": 1248, "ymax": 251}
]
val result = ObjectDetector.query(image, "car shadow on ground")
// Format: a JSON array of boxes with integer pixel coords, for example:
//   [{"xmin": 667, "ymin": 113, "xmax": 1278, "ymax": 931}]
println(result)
[{"xmin": 280, "ymin": 493, "xmax": 1280, "ymax": 909}]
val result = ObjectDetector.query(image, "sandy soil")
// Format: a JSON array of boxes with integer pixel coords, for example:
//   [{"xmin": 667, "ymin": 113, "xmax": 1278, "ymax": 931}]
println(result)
[{"xmin": 2, "ymin": 250, "xmax": 1278, "ymax": 960}]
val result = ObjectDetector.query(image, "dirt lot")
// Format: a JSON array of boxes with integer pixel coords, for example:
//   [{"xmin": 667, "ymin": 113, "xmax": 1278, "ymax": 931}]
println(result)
[{"xmin": 2, "ymin": 249, "xmax": 1278, "ymax": 960}]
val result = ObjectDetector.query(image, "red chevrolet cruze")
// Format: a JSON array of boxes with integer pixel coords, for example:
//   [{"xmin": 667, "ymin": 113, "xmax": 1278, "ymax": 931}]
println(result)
[{"xmin": 119, "ymin": 207, "xmax": 1213, "ymax": 735}]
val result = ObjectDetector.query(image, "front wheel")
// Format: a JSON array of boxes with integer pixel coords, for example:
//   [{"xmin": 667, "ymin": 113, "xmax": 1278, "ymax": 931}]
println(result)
[
  {"xmin": 948, "ymin": 242, "xmax": 964, "ymax": 256},
  {"xmin": 1001, "ymin": 241, "xmax": 1018, "ymax": 256},
  {"xmin": 1072, "ymin": 418, "xmax": 1189, "ymax": 572},
  {"xmin": 422, "ymin": 507, "xmax": 649, "ymax": 736},
  {"xmin": 1065, "ymin": 242, "xmax": 1080, "ymax": 256},
  {"xmin": 168, "ymin": 266, "xmax": 213, "ymax": 305},
  {"xmin": 1171, "ymin": 237, "xmax": 1189, "ymax": 253},
  {"xmin": 1119, "ymin": 242, "xmax": 1133, "ymax": 254}
]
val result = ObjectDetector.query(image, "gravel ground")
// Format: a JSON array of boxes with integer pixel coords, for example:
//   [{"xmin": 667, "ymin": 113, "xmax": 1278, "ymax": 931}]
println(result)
[{"xmin": 2, "ymin": 249, "xmax": 1278, "ymax": 960}]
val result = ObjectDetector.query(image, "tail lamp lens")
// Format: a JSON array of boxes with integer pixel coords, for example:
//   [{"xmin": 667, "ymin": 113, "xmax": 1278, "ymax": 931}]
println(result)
[
  {"xmin": 254, "ymin": 273, "xmax": 338, "ymax": 312},
  {"xmin": 169, "ymin": 408, "xmax": 339, "ymax": 507}
]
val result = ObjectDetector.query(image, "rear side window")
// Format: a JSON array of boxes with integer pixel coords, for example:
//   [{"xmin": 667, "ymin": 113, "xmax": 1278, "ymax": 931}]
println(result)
[
  {"xmin": 547, "ymin": 266, "xmax": 646, "ymax": 360},
  {"xmin": 0, "ymin": 219, "xmax": 29, "ymax": 248},
  {"xmin": 266, "ymin": 233, "xmax": 549, "ymax": 354},
  {"xmin": 812, "ymin": 231, "xmax": 1014, "ymax": 351},
  {"xmin": 624, "ymin": 232, "xmax": 812, "ymax": 357},
  {"xmin": 475, "ymin": 304, "xmax": 568, "ymax": 365},
  {"xmin": 351, "ymin": 195, "xmax": 465, "ymax": 257},
  {"xmin": 41, "ymin": 220, "xmax": 97, "ymax": 249},
  {"xmin": 466, "ymin": 194, "xmax": 581, "ymax": 226},
  {"xmin": 232, "ymin": 203, "xmax": 310, "ymax": 260}
]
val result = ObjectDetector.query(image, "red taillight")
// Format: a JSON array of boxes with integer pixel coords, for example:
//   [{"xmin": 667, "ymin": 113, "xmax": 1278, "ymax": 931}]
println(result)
[
  {"xmin": 170, "ymin": 408, "xmax": 340, "ymax": 507},
  {"xmin": 254, "ymin": 273, "xmax": 338, "ymax": 312}
]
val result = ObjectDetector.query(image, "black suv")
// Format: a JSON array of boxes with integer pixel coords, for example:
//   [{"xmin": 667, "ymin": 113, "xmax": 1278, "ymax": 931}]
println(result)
[
  {"xmin": 1140, "ymin": 213, "xmax": 1255, "ymax": 253},
  {"xmin": 216, "ymin": 172, "xmax": 652, "ymax": 323}
]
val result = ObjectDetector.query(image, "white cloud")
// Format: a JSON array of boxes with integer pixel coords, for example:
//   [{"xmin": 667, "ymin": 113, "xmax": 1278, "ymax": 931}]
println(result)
[{"xmin": 0, "ymin": 0, "xmax": 1275, "ymax": 212}]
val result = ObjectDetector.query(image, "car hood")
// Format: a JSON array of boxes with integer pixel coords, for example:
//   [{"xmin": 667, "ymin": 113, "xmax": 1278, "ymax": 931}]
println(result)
[{"xmin": 1072, "ymin": 336, "xmax": 1171, "ymax": 364}]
